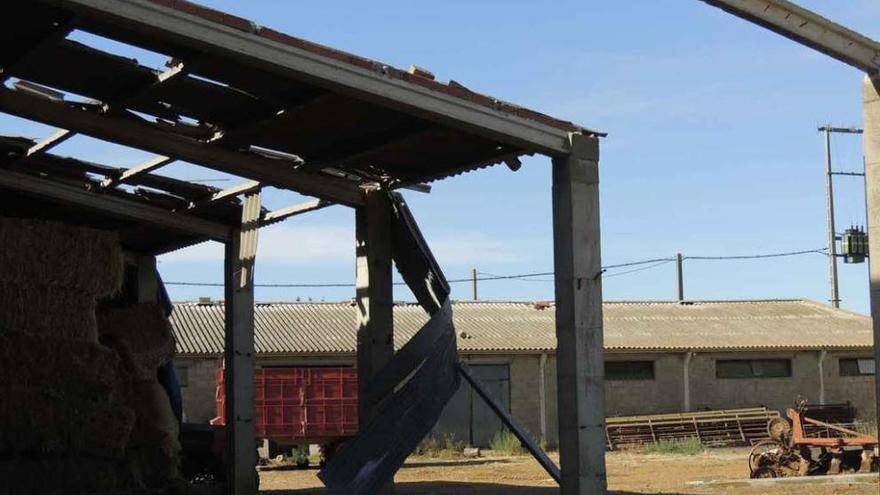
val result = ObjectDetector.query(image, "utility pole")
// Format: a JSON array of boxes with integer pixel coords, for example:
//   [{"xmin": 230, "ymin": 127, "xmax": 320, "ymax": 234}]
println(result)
[
  {"xmin": 820, "ymin": 125, "xmax": 865, "ymax": 308},
  {"xmin": 676, "ymin": 253, "xmax": 684, "ymax": 302},
  {"xmin": 471, "ymin": 267, "xmax": 478, "ymax": 301},
  {"xmin": 822, "ymin": 126, "xmax": 840, "ymax": 308}
]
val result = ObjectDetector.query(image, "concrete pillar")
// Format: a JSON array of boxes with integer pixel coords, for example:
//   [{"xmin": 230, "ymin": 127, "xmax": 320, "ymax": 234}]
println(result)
[
  {"xmin": 683, "ymin": 351, "xmax": 694, "ymax": 412},
  {"xmin": 539, "ymin": 353, "xmax": 548, "ymax": 445},
  {"xmin": 136, "ymin": 255, "xmax": 158, "ymax": 303},
  {"xmin": 863, "ymin": 74, "xmax": 880, "ymax": 432},
  {"xmin": 355, "ymin": 187, "xmax": 394, "ymax": 494},
  {"xmin": 224, "ymin": 191, "xmax": 261, "ymax": 495},
  {"xmin": 817, "ymin": 349, "xmax": 828, "ymax": 405},
  {"xmin": 552, "ymin": 133, "xmax": 606, "ymax": 495}
]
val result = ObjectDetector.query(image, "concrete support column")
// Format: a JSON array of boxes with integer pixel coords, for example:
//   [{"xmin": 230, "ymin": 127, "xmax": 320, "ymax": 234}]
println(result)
[
  {"xmin": 224, "ymin": 191, "xmax": 261, "ymax": 495},
  {"xmin": 136, "ymin": 255, "xmax": 158, "ymax": 303},
  {"xmin": 862, "ymin": 75, "xmax": 880, "ymax": 431},
  {"xmin": 683, "ymin": 351, "xmax": 694, "ymax": 412},
  {"xmin": 539, "ymin": 353, "xmax": 548, "ymax": 444},
  {"xmin": 355, "ymin": 187, "xmax": 395, "ymax": 494},
  {"xmin": 552, "ymin": 133, "xmax": 606, "ymax": 495},
  {"xmin": 817, "ymin": 349, "xmax": 828, "ymax": 405}
]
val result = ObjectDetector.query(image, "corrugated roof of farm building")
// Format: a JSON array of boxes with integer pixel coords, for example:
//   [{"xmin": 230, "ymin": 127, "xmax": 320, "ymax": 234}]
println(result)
[{"xmin": 170, "ymin": 299, "xmax": 873, "ymax": 357}]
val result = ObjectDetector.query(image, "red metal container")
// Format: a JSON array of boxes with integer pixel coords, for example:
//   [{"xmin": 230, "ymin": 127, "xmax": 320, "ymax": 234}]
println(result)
[{"xmin": 213, "ymin": 367, "xmax": 358, "ymax": 442}]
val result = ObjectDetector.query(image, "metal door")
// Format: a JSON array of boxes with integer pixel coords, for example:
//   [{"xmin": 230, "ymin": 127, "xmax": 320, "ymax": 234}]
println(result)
[{"xmin": 432, "ymin": 364, "xmax": 510, "ymax": 447}]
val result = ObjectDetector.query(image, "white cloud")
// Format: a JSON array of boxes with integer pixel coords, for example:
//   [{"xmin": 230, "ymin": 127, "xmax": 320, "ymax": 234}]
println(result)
[
  {"xmin": 160, "ymin": 224, "xmax": 353, "ymax": 263},
  {"xmin": 160, "ymin": 224, "xmax": 537, "ymax": 267},
  {"xmin": 430, "ymin": 232, "xmax": 537, "ymax": 266}
]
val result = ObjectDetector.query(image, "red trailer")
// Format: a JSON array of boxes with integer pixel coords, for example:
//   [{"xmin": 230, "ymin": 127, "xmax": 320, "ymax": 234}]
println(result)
[{"xmin": 212, "ymin": 367, "xmax": 358, "ymax": 463}]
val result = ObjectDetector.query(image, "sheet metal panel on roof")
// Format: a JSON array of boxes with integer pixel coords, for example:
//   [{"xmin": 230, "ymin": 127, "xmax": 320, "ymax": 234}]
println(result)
[{"xmin": 170, "ymin": 299, "xmax": 873, "ymax": 357}]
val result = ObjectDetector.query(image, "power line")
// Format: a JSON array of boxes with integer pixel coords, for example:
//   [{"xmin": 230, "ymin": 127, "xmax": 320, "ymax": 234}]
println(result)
[
  {"xmin": 162, "ymin": 248, "xmax": 827, "ymax": 289},
  {"xmin": 604, "ymin": 259, "xmax": 675, "ymax": 278},
  {"xmin": 684, "ymin": 248, "xmax": 827, "ymax": 261}
]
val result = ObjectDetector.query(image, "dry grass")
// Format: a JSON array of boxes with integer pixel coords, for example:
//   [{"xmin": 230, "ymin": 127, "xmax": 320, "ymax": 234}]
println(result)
[
  {"xmin": 642, "ymin": 437, "xmax": 704, "ymax": 455},
  {"xmin": 415, "ymin": 434, "xmax": 467, "ymax": 459}
]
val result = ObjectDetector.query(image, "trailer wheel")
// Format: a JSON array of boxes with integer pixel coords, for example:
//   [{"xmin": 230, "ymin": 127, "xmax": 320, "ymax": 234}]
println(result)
[
  {"xmin": 751, "ymin": 467, "xmax": 777, "ymax": 479},
  {"xmin": 749, "ymin": 440, "xmax": 784, "ymax": 474}
]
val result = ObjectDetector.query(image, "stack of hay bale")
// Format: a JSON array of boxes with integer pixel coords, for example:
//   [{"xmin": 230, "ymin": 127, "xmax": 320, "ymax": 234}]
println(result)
[
  {"xmin": 98, "ymin": 303, "xmax": 182, "ymax": 490},
  {"xmin": 0, "ymin": 218, "xmax": 132, "ymax": 494}
]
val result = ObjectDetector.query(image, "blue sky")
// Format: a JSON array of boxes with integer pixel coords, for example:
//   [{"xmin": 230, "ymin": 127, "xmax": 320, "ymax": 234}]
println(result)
[{"xmin": 6, "ymin": 1, "xmax": 880, "ymax": 312}]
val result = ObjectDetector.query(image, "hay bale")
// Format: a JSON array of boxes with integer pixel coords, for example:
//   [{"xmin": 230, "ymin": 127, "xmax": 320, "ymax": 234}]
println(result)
[
  {"xmin": 0, "ymin": 456, "xmax": 116, "ymax": 495},
  {"xmin": 123, "ymin": 378, "xmax": 183, "ymax": 488},
  {"xmin": 0, "ymin": 217, "xmax": 123, "ymax": 297},
  {"xmin": 0, "ymin": 388, "xmax": 135, "ymax": 459},
  {"xmin": 0, "ymin": 332, "xmax": 119, "ymax": 396},
  {"xmin": 0, "ymin": 283, "xmax": 98, "ymax": 341},
  {"xmin": 98, "ymin": 304, "xmax": 176, "ymax": 374}
]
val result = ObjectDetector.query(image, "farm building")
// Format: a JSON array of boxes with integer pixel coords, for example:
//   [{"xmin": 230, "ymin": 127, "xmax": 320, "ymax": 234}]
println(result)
[{"xmin": 172, "ymin": 298, "xmax": 876, "ymax": 448}]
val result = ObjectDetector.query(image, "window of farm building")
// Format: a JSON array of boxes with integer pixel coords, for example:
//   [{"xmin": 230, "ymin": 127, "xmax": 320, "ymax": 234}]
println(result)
[
  {"xmin": 716, "ymin": 359, "xmax": 791, "ymax": 379},
  {"xmin": 839, "ymin": 358, "xmax": 876, "ymax": 377},
  {"xmin": 605, "ymin": 361, "xmax": 654, "ymax": 380}
]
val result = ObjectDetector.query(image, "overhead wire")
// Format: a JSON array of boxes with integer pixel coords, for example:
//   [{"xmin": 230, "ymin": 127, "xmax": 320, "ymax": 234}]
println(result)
[{"xmin": 162, "ymin": 247, "xmax": 827, "ymax": 288}]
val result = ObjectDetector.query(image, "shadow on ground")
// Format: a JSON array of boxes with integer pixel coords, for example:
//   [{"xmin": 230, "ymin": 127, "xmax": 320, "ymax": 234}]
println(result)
[
  {"xmin": 261, "ymin": 482, "xmax": 689, "ymax": 495},
  {"xmin": 400, "ymin": 458, "xmax": 517, "ymax": 468}
]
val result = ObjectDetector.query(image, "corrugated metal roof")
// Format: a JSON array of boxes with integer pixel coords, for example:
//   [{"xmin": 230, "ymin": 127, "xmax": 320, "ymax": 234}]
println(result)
[{"xmin": 170, "ymin": 299, "xmax": 873, "ymax": 357}]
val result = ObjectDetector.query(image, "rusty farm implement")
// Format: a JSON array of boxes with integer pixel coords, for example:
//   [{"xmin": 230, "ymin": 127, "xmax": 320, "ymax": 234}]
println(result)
[{"xmin": 749, "ymin": 401, "xmax": 879, "ymax": 478}]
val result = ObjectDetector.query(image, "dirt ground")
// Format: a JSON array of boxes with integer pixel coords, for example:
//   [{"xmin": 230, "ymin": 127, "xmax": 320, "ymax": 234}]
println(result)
[{"xmin": 257, "ymin": 449, "xmax": 879, "ymax": 495}]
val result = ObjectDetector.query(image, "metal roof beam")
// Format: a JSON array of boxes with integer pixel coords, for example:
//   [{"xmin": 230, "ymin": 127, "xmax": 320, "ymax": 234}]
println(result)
[
  {"xmin": 699, "ymin": 0, "xmax": 880, "ymax": 74},
  {"xmin": 41, "ymin": 0, "xmax": 578, "ymax": 156},
  {"xmin": 0, "ymin": 87, "xmax": 365, "ymax": 206},
  {"xmin": 0, "ymin": 169, "xmax": 231, "ymax": 241}
]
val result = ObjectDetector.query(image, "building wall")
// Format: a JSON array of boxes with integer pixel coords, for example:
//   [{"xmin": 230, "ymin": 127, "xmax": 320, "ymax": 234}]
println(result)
[
  {"xmin": 175, "ymin": 348, "xmax": 877, "ymax": 449},
  {"xmin": 687, "ymin": 351, "xmax": 819, "ymax": 412},
  {"xmin": 824, "ymin": 351, "xmax": 877, "ymax": 421},
  {"xmin": 177, "ymin": 357, "xmax": 221, "ymax": 423}
]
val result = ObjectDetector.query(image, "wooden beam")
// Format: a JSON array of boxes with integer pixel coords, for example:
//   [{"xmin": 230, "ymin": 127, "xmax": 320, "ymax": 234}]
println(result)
[
  {"xmin": 0, "ymin": 18, "xmax": 75, "ymax": 83},
  {"xmin": 37, "ymin": 0, "xmax": 587, "ymax": 155},
  {"xmin": 185, "ymin": 180, "xmax": 261, "ymax": 215},
  {"xmin": 101, "ymin": 155, "xmax": 175, "ymax": 189},
  {"xmin": 0, "ymin": 168, "xmax": 231, "ymax": 241},
  {"xmin": 0, "ymin": 87, "xmax": 365, "ymax": 206},
  {"xmin": 260, "ymin": 198, "xmax": 331, "ymax": 226},
  {"xmin": 551, "ymin": 133, "xmax": 606, "ymax": 495},
  {"xmin": 26, "ymin": 128, "xmax": 75, "ymax": 157}
]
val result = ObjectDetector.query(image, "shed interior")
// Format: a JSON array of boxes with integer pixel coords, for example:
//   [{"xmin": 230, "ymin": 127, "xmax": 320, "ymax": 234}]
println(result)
[{"xmin": 0, "ymin": 1, "xmax": 603, "ymax": 494}]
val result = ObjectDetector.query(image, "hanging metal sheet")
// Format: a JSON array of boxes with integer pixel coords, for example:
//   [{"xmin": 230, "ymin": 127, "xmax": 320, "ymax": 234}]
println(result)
[{"xmin": 318, "ymin": 193, "xmax": 460, "ymax": 495}]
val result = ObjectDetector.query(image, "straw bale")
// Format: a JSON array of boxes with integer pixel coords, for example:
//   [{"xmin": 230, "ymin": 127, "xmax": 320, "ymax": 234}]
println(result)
[
  {"xmin": 0, "ymin": 456, "xmax": 117, "ymax": 495},
  {"xmin": 0, "ymin": 388, "xmax": 135, "ymax": 459},
  {"xmin": 0, "ymin": 332, "xmax": 120, "ymax": 396},
  {"xmin": 0, "ymin": 283, "xmax": 98, "ymax": 341},
  {"xmin": 124, "ymin": 378, "xmax": 183, "ymax": 487},
  {"xmin": 0, "ymin": 217, "xmax": 123, "ymax": 297},
  {"xmin": 98, "ymin": 304, "xmax": 176, "ymax": 373}
]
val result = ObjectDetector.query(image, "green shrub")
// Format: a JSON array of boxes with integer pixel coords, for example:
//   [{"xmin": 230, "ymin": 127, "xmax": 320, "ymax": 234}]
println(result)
[
  {"xmin": 641, "ymin": 437, "xmax": 703, "ymax": 455},
  {"xmin": 489, "ymin": 430, "xmax": 526, "ymax": 456}
]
